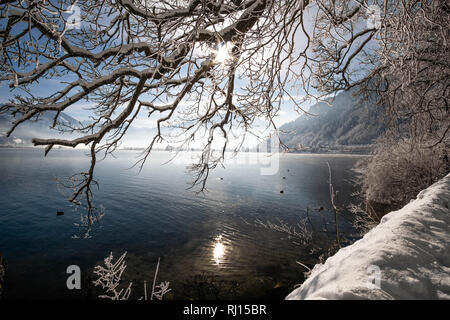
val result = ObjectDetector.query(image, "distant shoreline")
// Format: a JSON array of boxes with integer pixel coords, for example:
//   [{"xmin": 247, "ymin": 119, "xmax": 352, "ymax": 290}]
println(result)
[{"xmin": 0, "ymin": 145, "xmax": 371, "ymax": 156}]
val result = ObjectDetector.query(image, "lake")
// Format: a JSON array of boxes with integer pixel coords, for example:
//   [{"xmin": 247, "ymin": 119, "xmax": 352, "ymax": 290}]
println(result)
[{"xmin": 0, "ymin": 148, "xmax": 364, "ymax": 299}]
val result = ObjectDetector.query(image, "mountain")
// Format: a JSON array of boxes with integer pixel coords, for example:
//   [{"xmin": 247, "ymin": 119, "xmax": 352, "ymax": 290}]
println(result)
[
  {"xmin": 0, "ymin": 110, "xmax": 81, "ymax": 147},
  {"xmin": 0, "ymin": 109, "xmax": 157, "ymax": 148},
  {"xmin": 278, "ymin": 88, "xmax": 387, "ymax": 154}
]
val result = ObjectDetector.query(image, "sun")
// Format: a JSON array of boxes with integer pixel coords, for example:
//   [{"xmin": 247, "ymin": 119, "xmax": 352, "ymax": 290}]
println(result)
[{"xmin": 213, "ymin": 42, "xmax": 234, "ymax": 65}]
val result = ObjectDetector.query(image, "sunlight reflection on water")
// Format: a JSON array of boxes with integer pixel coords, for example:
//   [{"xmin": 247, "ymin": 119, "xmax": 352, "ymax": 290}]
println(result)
[{"xmin": 213, "ymin": 235, "xmax": 226, "ymax": 265}]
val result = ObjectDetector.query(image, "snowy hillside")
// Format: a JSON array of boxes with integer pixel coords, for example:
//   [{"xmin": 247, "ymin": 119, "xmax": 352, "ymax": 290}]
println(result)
[
  {"xmin": 279, "ymin": 88, "xmax": 387, "ymax": 153},
  {"xmin": 0, "ymin": 110, "xmax": 80, "ymax": 146},
  {"xmin": 286, "ymin": 173, "xmax": 450, "ymax": 300}
]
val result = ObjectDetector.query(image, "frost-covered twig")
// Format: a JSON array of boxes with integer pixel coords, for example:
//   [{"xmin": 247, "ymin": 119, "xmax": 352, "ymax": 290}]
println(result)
[
  {"xmin": 296, "ymin": 260, "xmax": 311, "ymax": 272},
  {"xmin": 151, "ymin": 257, "xmax": 171, "ymax": 300},
  {"xmin": 327, "ymin": 162, "xmax": 341, "ymax": 248},
  {"xmin": 93, "ymin": 251, "xmax": 132, "ymax": 300},
  {"xmin": 153, "ymin": 281, "xmax": 171, "ymax": 300},
  {"xmin": 254, "ymin": 217, "xmax": 313, "ymax": 245},
  {"xmin": 93, "ymin": 252, "xmax": 171, "ymax": 300}
]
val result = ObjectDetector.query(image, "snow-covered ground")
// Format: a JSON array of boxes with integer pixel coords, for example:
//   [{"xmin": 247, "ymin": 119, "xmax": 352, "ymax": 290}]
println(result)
[{"xmin": 287, "ymin": 173, "xmax": 450, "ymax": 300}]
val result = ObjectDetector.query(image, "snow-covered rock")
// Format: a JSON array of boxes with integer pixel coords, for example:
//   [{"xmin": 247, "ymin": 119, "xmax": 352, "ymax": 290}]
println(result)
[{"xmin": 286, "ymin": 173, "xmax": 450, "ymax": 300}]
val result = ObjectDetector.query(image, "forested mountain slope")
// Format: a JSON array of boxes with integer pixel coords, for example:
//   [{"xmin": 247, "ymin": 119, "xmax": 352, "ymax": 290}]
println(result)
[{"xmin": 279, "ymin": 89, "xmax": 387, "ymax": 154}]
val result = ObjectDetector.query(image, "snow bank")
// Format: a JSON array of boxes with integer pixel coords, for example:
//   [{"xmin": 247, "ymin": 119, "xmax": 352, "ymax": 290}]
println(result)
[{"xmin": 286, "ymin": 173, "xmax": 450, "ymax": 300}]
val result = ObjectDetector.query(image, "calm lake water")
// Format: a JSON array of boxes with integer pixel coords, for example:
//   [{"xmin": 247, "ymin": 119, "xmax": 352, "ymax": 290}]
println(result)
[{"xmin": 0, "ymin": 148, "xmax": 363, "ymax": 299}]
